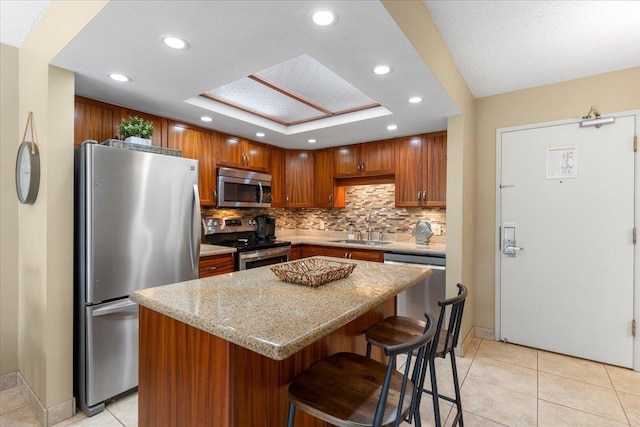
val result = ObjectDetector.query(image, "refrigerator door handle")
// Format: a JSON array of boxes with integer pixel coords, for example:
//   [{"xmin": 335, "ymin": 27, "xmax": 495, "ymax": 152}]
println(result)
[
  {"xmin": 191, "ymin": 184, "xmax": 201, "ymax": 271},
  {"xmin": 92, "ymin": 299, "xmax": 138, "ymax": 317}
]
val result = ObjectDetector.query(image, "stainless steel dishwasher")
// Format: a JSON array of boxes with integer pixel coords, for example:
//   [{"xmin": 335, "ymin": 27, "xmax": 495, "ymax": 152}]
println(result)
[{"xmin": 383, "ymin": 252, "xmax": 446, "ymax": 319}]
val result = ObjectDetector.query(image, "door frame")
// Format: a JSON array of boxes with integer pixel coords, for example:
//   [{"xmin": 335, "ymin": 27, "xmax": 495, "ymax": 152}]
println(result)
[{"xmin": 494, "ymin": 109, "xmax": 640, "ymax": 371}]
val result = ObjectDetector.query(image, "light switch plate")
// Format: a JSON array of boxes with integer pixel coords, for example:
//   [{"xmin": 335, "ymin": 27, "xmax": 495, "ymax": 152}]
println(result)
[{"xmin": 432, "ymin": 223, "xmax": 442, "ymax": 235}]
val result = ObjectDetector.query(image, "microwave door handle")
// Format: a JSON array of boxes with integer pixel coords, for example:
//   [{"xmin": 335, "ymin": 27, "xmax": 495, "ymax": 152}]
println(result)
[{"xmin": 258, "ymin": 181, "xmax": 263, "ymax": 205}]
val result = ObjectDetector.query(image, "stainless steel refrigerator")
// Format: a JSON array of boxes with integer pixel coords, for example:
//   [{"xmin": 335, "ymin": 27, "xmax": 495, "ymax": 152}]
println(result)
[{"xmin": 74, "ymin": 141, "xmax": 200, "ymax": 416}]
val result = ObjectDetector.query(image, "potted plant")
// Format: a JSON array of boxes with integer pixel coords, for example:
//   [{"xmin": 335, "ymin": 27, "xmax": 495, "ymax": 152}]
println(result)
[{"xmin": 119, "ymin": 116, "xmax": 154, "ymax": 145}]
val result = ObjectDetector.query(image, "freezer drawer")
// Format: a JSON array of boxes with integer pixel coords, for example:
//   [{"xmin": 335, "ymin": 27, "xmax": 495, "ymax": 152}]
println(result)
[{"xmin": 85, "ymin": 299, "xmax": 139, "ymax": 408}]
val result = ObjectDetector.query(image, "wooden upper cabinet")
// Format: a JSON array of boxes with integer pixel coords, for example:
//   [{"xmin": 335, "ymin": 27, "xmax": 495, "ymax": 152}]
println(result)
[
  {"xmin": 395, "ymin": 131, "xmax": 447, "ymax": 207},
  {"xmin": 425, "ymin": 132, "xmax": 447, "ymax": 207},
  {"xmin": 168, "ymin": 122, "xmax": 216, "ymax": 206},
  {"xmin": 313, "ymin": 149, "xmax": 344, "ymax": 208},
  {"xmin": 333, "ymin": 145, "xmax": 360, "ymax": 177},
  {"xmin": 285, "ymin": 150, "xmax": 314, "ymax": 208},
  {"xmin": 333, "ymin": 139, "xmax": 395, "ymax": 177},
  {"xmin": 217, "ymin": 136, "xmax": 269, "ymax": 172},
  {"xmin": 269, "ymin": 147, "xmax": 286, "ymax": 208},
  {"xmin": 118, "ymin": 108, "xmax": 165, "ymax": 147},
  {"xmin": 74, "ymin": 96, "xmax": 167, "ymax": 148},
  {"xmin": 360, "ymin": 139, "xmax": 395, "ymax": 176},
  {"xmin": 74, "ymin": 96, "xmax": 119, "ymax": 147}
]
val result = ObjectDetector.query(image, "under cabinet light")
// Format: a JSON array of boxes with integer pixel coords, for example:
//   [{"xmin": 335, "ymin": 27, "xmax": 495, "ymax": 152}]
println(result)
[
  {"xmin": 256, "ymin": 132, "xmax": 265, "ymax": 137},
  {"xmin": 201, "ymin": 116, "xmax": 213, "ymax": 122},
  {"xmin": 408, "ymin": 97, "xmax": 422, "ymax": 104},
  {"xmin": 308, "ymin": 139, "xmax": 317, "ymax": 143},
  {"xmin": 387, "ymin": 124, "xmax": 398, "ymax": 131}
]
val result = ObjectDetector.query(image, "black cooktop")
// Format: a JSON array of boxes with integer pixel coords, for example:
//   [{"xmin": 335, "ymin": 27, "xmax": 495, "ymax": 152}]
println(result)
[{"xmin": 203, "ymin": 229, "xmax": 290, "ymax": 252}]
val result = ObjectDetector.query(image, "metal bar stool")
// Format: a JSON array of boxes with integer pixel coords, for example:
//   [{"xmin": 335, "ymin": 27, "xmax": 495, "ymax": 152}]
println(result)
[
  {"xmin": 365, "ymin": 283, "xmax": 468, "ymax": 427},
  {"xmin": 287, "ymin": 314, "xmax": 436, "ymax": 427}
]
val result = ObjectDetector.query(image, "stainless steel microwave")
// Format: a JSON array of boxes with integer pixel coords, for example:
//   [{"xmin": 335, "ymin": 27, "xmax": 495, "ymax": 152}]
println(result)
[{"xmin": 216, "ymin": 167, "xmax": 272, "ymax": 208}]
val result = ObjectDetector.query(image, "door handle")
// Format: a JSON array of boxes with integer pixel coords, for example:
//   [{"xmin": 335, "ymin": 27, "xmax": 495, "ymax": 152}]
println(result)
[
  {"xmin": 504, "ymin": 245, "xmax": 524, "ymax": 255},
  {"xmin": 502, "ymin": 223, "xmax": 522, "ymax": 256}
]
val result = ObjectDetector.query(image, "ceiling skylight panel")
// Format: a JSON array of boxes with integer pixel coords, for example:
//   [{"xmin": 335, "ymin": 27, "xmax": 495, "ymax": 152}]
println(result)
[
  {"xmin": 206, "ymin": 78, "xmax": 325, "ymax": 124},
  {"xmin": 256, "ymin": 54, "xmax": 378, "ymax": 113}
]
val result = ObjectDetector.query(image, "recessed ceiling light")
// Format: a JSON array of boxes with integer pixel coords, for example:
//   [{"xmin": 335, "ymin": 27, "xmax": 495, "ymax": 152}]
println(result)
[
  {"xmin": 387, "ymin": 125, "xmax": 398, "ymax": 131},
  {"xmin": 200, "ymin": 116, "xmax": 213, "ymax": 122},
  {"xmin": 374, "ymin": 65, "xmax": 391, "ymax": 75},
  {"xmin": 109, "ymin": 73, "xmax": 130, "ymax": 82},
  {"xmin": 408, "ymin": 97, "xmax": 423, "ymax": 104},
  {"xmin": 256, "ymin": 132, "xmax": 265, "ymax": 137},
  {"xmin": 308, "ymin": 139, "xmax": 317, "ymax": 144},
  {"xmin": 312, "ymin": 10, "xmax": 336, "ymax": 26},
  {"xmin": 162, "ymin": 36, "xmax": 188, "ymax": 50}
]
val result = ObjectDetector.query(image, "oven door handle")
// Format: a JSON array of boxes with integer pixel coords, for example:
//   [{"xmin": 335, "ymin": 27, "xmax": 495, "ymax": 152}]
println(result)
[{"xmin": 239, "ymin": 246, "xmax": 291, "ymax": 261}]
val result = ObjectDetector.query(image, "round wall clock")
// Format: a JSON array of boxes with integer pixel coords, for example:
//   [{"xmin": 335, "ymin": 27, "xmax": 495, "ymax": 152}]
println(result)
[{"xmin": 15, "ymin": 140, "xmax": 40, "ymax": 204}]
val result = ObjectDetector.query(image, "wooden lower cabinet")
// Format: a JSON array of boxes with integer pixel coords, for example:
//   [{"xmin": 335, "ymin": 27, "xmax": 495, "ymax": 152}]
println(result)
[
  {"xmin": 138, "ymin": 300, "xmax": 394, "ymax": 427},
  {"xmin": 289, "ymin": 245, "xmax": 302, "ymax": 261},
  {"xmin": 296, "ymin": 245, "xmax": 384, "ymax": 263},
  {"xmin": 199, "ymin": 253, "xmax": 235, "ymax": 277}
]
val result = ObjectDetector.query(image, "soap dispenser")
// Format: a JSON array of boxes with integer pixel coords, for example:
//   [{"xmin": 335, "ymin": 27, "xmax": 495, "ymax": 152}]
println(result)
[{"xmin": 347, "ymin": 221, "xmax": 355, "ymax": 240}]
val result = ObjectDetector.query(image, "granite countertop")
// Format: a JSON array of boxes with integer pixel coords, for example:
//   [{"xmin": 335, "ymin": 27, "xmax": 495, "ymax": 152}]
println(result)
[
  {"xmin": 131, "ymin": 256, "xmax": 431, "ymax": 361},
  {"xmin": 284, "ymin": 235, "xmax": 446, "ymax": 256},
  {"xmin": 200, "ymin": 244, "xmax": 236, "ymax": 257}
]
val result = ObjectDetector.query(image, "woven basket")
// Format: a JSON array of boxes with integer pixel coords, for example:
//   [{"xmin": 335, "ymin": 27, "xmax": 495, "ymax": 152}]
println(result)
[{"xmin": 271, "ymin": 258, "xmax": 356, "ymax": 287}]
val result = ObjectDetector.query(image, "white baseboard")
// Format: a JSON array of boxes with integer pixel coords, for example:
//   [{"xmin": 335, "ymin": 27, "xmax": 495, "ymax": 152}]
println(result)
[{"xmin": 17, "ymin": 371, "xmax": 75, "ymax": 427}]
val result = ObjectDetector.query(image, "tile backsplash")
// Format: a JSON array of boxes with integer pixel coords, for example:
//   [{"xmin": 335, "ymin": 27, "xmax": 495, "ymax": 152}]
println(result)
[{"xmin": 202, "ymin": 184, "xmax": 446, "ymax": 244}]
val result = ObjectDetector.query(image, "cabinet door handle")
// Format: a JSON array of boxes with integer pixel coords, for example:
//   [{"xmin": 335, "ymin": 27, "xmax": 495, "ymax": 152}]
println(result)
[
  {"xmin": 417, "ymin": 191, "xmax": 421, "ymax": 201},
  {"xmin": 206, "ymin": 266, "xmax": 219, "ymax": 271},
  {"xmin": 328, "ymin": 193, "xmax": 333, "ymax": 202},
  {"xmin": 360, "ymin": 163, "xmax": 365, "ymax": 173},
  {"xmin": 344, "ymin": 253, "xmax": 349, "ymax": 259}
]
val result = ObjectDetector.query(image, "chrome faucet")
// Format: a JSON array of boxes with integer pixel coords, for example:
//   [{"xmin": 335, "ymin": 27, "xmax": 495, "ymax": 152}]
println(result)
[{"xmin": 365, "ymin": 214, "xmax": 372, "ymax": 240}]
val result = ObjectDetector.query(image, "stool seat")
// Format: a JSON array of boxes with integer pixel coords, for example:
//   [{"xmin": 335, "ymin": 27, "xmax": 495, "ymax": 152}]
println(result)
[
  {"xmin": 288, "ymin": 352, "xmax": 414, "ymax": 427},
  {"xmin": 287, "ymin": 314, "xmax": 436, "ymax": 427},
  {"xmin": 366, "ymin": 317, "xmax": 455, "ymax": 358}
]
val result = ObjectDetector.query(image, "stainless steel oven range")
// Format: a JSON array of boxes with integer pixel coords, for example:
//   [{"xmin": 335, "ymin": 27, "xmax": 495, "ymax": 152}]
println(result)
[{"xmin": 202, "ymin": 217, "xmax": 290, "ymax": 270}]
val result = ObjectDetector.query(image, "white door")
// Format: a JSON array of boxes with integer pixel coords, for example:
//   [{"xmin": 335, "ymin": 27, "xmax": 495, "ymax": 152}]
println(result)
[{"xmin": 499, "ymin": 115, "xmax": 635, "ymax": 367}]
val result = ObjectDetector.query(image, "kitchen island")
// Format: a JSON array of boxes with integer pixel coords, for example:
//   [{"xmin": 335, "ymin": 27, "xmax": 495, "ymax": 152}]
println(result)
[{"xmin": 131, "ymin": 257, "xmax": 432, "ymax": 427}]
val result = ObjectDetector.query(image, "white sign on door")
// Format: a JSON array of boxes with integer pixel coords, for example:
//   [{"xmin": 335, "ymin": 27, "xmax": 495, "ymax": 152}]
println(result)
[{"xmin": 546, "ymin": 146, "xmax": 577, "ymax": 179}]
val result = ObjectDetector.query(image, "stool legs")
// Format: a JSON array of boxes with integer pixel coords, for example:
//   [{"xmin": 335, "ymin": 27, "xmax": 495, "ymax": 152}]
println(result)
[
  {"xmin": 423, "ymin": 354, "xmax": 464, "ymax": 427},
  {"xmin": 449, "ymin": 352, "xmax": 464, "ymax": 426},
  {"xmin": 429, "ymin": 357, "xmax": 442, "ymax": 427}
]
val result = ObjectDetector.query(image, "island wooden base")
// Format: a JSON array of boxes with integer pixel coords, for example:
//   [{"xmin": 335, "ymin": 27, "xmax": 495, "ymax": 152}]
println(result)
[{"xmin": 138, "ymin": 300, "xmax": 395, "ymax": 427}]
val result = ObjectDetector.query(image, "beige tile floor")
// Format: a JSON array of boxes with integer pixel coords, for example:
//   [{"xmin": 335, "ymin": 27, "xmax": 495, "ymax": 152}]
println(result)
[{"xmin": 1, "ymin": 338, "xmax": 639, "ymax": 426}]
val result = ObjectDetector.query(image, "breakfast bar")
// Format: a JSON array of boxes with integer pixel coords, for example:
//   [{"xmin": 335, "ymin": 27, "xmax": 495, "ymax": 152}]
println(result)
[{"xmin": 130, "ymin": 257, "xmax": 432, "ymax": 427}]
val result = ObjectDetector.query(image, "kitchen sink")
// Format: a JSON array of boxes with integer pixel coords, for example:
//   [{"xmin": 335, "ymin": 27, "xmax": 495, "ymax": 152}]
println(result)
[{"xmin": 330, "ymin": 240, "xmax": 391, "ymax": 246}]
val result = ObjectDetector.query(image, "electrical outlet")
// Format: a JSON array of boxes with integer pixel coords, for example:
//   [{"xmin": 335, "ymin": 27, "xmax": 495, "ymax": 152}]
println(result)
[
  {"xmin": 319, "ymin": 220, "xmax": 325, "ymax": 230},
  {"xmin": 432, "ymin": 223, "xmax": 442, "ymax": 236}
]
